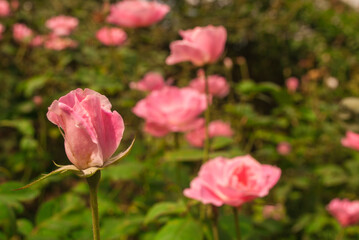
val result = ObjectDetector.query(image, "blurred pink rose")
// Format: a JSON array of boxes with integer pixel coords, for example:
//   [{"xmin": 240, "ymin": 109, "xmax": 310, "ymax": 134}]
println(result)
[
  {"xmin": 106, "ymin": 0, "xmax": 170, "ymax": 28},
  {"xmin": 327, "ymin": 198, "xmax": 359, "ymax": 227},
  {"xmin": 13, "ymin": 23, "xmax": 34, "ymax": 43},
  {"xmin": 44, "ymin": 35, "xmax": 77, "ymax": 50},
  {"xmin": 184, "ymin": 155, "xmax": 281, "ymax": 206},
  {"xmin": 132, "ymin": 86, "xmax": 207, "ymax": 136},
  {"xmin": 189, "ymin": 70, "xmax": 229, "ymax": 98},
  {"xmin": 0, "ymin": 23, "xmax": 4, "ymax": 39},
  {"xmin": 30, "ymin": 35, "xmax": 45, "ymax": 47},
  {"xmin": 96, "ymin": 27, "xmax": 127, "ymax": 46},
  {"xmin": 263, "ymin": 204, "xmax": 285, "ymax": 220},
  {"xmin": 0, "ymin": 0, "xmax": 10, "ymax": 17},
  {"xmin": 46, "ymin": 15, "xmax": 79, "ymax": 36},
  {"xmin": 285, "ymin": 77, "xmax": 299, "ymax": 92},
  {"xmin": 130, "ymin": 72, "xmax": 169, "ymax": 92},
  {"xmin": 10, "ymin": 0, "xmax": 18, "ymax": 10},
  {"xmin": 186, "ymin": 120, "xmax": 233, "ymax": 147},
  {"xmin": 47, "ymin": 88, "xmax": 125, "ymax": 170},
  {"xmin": 277, "ymin": 142, "xmax": 291, "ymax": 155},
  {"xmin": 341, "ymin": 131, "xmax": 359, "ymax": 151},
  {"xmin": 166, "ymin": 25, "xmax": 227, "ymax": 66}
]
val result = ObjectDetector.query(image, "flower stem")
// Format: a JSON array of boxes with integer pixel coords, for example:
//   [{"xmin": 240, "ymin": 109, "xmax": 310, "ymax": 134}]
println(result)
[
  {"xmin": 86, "ymin": 170, "xmax": 101, "ymax": 240},
  {"xmin": 336, "ymin": 228, "xmax": 344, "ymax": 240},
  {"xmin": 233, "ymin": 207, "xmax": 241, "ymax": 240},
  {"xmin": 211, "ymin": 206, "xmax": 219, "ymax": 240},
  {"xmin": 203, "ymin": 67, "xmax": 210, "ymax": 163}
]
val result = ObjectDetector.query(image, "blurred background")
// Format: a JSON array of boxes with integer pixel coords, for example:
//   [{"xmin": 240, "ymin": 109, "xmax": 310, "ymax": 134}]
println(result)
[{"xmin": 2, "ymin": 0, "xmax": 359, "ymax": 239}]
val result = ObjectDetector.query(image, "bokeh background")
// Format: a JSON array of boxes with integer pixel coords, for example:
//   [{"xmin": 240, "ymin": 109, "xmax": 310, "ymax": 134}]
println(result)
[{"xmin": 2, "ymin": 0, "xmax": 359, "ymax": 239}]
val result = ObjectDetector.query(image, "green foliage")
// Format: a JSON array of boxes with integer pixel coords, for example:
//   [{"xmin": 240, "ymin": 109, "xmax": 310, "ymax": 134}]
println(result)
[{"xmin": 1, "ymin": 0, "xmax": 359, "ymax": 239}]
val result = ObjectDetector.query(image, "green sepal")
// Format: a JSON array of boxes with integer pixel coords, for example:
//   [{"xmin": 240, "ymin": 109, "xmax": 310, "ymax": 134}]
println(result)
[{"xmin": 103, "ymin": 137, "xmax": 136, "ymax": 167}]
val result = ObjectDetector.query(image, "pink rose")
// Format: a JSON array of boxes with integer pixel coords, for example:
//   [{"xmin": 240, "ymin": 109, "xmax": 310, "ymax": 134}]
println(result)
[
  {"xmin": 96, "ymin": 27, "xmax": 127, "ymax": 46},
  {"xmin": 285, "ymin": 77, "xmax": 299, "ymax": 93},
  {"xmin": 166, "ymin": 25, "xmax": 227, "ymax": 66},
  {"xmin": 184, "ymin": 155, "xmax": 281, "ymax": 206},
  {"xmin": 44, "ymin": 35, "xmax": 77, "ymax": 50},
  {"xmin": 130, "ymin": 72, "xmax": 169, "ymax": 92},
  {"xmin": 0, "ymin": 23, "xmax": 4, "ymax": 39},
  {"xmin": 106, "ymin": 0, "xmax": 170, "ymax": 28},
  {"xmin": 189, "ymin": 70, "xmax": 229, "ymax": 98},
  {"xmin": 13, "ymin": 23, "xmax": 34, "ymax": 43},
  {"xmin": 132, "ymin": 86, "xmax": 207, "ymax": 136},
  {"xmin": 47, "ymin": 88, "xmax": 125, "ymax": 170},
  {"xmin": 0, "ymin": 0, "xmax": 10, "ymax": 17},
  {"xmin": 186, "ymin": 120, "xmax": 233, "ymax": 147},
  {"xmin": 341, "ymin": 131, "xmax": 359, "ymax": 151},
  {"xmin": 46, "ymin": 15, "xmax": 79, "ymax": 36},
  {"xmin": 276, "ymin": 142, "xmax": 291, "ymax": 155},
  {"xmin": 327, "ymin": 199, "xmax": 359, "ymax": 227}
]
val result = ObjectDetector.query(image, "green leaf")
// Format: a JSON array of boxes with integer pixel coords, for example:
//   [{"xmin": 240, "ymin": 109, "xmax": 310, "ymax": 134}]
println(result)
[
  {"xmin": 101, "ymin": 215, "xmax": 144, "ymax": 240},
  {"xmin": 0, "ymin": 202, "xmax": 16, "ymax": 237},
  {"xmin": 144, "ymin": 201, "xmax": 187, "ymax": 224},
  {"xmin": 17, "ymin": 218, "xmax": 33, "ymax": 236},
  {"xmin": 102, "ymin": 162, "xmax": 144, "ymax": 181},
  {"xmin": 315, "ymin": 165, "xmax": 347, "ymax": 186},
  {"xmin": 154, "ymin": 218, "xmax": 203, "ymax": 240},
  {"xmin": 0, "ymin": 181, "xmax": 40, "ymax": 210},
  {"xmin": 211, "ymin": 137, "xmax": 234, "ymax": 150},
  {"xmin": 17, "ymin": 75, "xmax": 48, "ymax": 97},
  {"xmin": 164, "ymin": 149, "xmax": 204, "ymax": 162}
]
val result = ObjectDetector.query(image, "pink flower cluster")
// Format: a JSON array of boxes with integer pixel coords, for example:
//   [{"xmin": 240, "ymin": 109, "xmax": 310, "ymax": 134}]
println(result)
[
  {"xmin": 183, "ymin": 155, "xmax": 281, "ymax": 207},
  {"xmin": 96, "ymin": 0, "xmax": 170, "ymax": 46},
  {"xmin": 12, "ymin": 15, "xmax": 78, "ymax": 50},
  {"xmin": 0, "ymin": 0, "xmax": 17, "ymax": 17},
  {"xmin": 327, "ymin": 199, "xmax": 359, "ymax": 227},
  {"xmin": 185, "ymin": 120, "xmax": 233, "ymax": 147}
]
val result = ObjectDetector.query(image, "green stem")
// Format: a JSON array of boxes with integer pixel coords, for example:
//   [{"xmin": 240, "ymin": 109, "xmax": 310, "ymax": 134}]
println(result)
[
  {"xmin": 336, "ymin": 227, "xmax": 344, "ymax": 240},
  {"xmin": 203, "ymin": 67, "xmax": 211, "ymax": 163},
  {"xmin": 86, "ymin": 171, "xmax": 101, "ymax": 240},
  {"xmin": 233, "ymin": 207, "xmax": 241, "ymax": 240},
  {"xmin": 211, "ymin": 206, "xmax": 219, "ymax": 240}
]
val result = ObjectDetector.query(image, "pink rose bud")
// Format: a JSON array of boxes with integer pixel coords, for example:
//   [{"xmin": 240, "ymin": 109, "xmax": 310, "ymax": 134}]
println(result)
[
  {"xmin": 263, "ymin": 204, "xmax": 285, "ymax": 220},
  {"xmin": 45, "ymin": 15, "xmax": 79, "ymax": 36},
  {"xmin": 223, "ymin": 57, "xmax": 233, "ymax": 69},
  {"xmin": 285, "ymin": 77, "xmax": 299, "ymax": 92},
  {"xmin": 10, "ymin": 0, "xmax": 18, "ymax": 10},
  {"xmin": 186, "ymin": 120, "xmax": 233, "ymax": 147},
  {"xmin": 13, "ymin": 23, "xmax": 34, "ymax": 43},
  {"xmin": 0, "ymin": 0, "xmax": 10, "ymax": 17},
  {"xmin": 47, "ymin": 88, "xmax": 125, "ymax": 170},
  {"xmin": 166, "ymin": 25, "xmax": 227, "ymax": 66},
  {"xmin": 277, "ymin": 142, "xmax": 291, "ymax": 155},
  {"xmin": 33, "ymin": 95, "xmax": 43, "ymax": 106},
  {"xmin": 44, "ymin": 35, "xmax": 77, "ymax": 50},
  {"xmin": 0, "ymin": 23, "xmax": 4, "ymax": 39},
  {"xmin": 96, "ymin": 27, "xmax": 127, "ymax": 46},
  {"xmin": 132, "ymin": 86, "xmax": 207, "ymax": 137},
  {"xmin": 130, "ymin": 72, "xmax": 169, "ymax": 92},
  {"xmin": 341, "ymin": 131, "xmax": 359, "ymax": 151},
  {"xmin": 106, "ymin": 0, "xmax": 170, "ymax": 28},
  {"xmin": 183, "ymin": 155, "xmax": 281, "ymax": 206},
  {"xmin": 189, "ymin": 70, "xmax": 229, "ymax": 98},
  {"xmin": 327, "ymin": 198, "xmax": 359, "ymax": 227}
]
